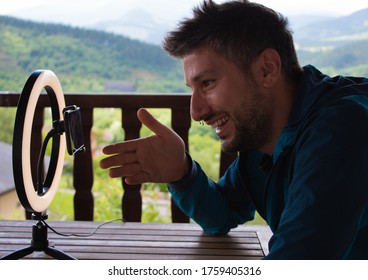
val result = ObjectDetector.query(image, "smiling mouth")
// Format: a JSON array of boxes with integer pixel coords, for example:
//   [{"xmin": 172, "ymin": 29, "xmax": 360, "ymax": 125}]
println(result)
[{"xmin": 210, "ymin": 116, "xmax": 229, "ymax": 132}]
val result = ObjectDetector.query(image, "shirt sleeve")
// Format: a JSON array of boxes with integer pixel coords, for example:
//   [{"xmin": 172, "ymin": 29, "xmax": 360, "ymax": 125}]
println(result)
[
  {"xmin": 167, "ymin": 152, "xmax": 197, "ymax": 193},
  {"xmin": 168, "ymin": 156, "xmax": 256, "ymax": 234}
]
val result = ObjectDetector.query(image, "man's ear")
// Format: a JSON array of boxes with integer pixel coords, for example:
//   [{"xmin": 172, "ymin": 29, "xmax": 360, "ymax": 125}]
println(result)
[{"xmin": 256, "ymin": 48, "xmax": 281, "ymax": 88}]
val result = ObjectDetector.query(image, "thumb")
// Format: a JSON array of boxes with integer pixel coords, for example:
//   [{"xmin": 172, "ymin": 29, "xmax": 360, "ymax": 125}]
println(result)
[{"xmin": 137, "ymin": 108, "xmax": 171, "ymax": 137}]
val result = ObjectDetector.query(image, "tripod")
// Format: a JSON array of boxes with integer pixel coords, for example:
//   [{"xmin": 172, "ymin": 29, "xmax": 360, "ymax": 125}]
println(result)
[
  {"xmin": 1, "ymin": 212, "xmax": 76, "ymax": 260},
  {"xmin": 3, "ymin": 70, "xmax": 84, "ymax": 260}
]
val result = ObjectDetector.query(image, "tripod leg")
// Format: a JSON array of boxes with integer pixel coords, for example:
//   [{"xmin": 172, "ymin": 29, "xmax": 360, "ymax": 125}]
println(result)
[
  {"xmin": 0, "ymin": 246, "xmax": 35, "ymax": 260},
  {"xmin": 2, "ymin": 216, "xmax": 77, "ymax": 260},
  {"xmin": 45, "ymin": 247, "xmax": 76, "ymax": 260}
]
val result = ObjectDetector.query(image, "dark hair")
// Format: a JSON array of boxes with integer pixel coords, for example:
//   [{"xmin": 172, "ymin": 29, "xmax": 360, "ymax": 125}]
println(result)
[{"xmin": 163, "ymin": 0, "xmax": 302, "ymax": 81}]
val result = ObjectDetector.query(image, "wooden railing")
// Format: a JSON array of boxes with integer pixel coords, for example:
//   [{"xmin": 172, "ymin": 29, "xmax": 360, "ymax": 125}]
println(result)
[{"xmin": 0, "ymin": 92, "xmax": 237, "ymax": 223}]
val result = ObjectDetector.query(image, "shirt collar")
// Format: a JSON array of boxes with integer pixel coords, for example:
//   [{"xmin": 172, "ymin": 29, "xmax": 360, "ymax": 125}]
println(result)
[{"xmin": 273, "ymin": 65, "xmax": 331, "ymax": 162}]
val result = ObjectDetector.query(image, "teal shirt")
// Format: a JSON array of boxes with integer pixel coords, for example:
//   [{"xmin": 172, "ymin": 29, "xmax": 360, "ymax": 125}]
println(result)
[{"xmin": 169, "ymin": 65, "xmax": 368, "ymax": 259}]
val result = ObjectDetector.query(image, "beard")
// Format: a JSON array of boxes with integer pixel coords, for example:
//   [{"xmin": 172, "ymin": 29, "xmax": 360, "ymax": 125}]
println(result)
[{"xmin": 221, "ymin": 80, "xmax": 273, "ymax": 153}]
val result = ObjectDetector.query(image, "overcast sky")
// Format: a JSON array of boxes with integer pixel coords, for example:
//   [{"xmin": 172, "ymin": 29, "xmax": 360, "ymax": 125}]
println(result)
[
  {"xmin": 1, "ymin": 0, "xmax": 367, "ymax": 43},
  {"xmin": 1, "ymin": 0, "xmax": 367, "ymax": 20}
]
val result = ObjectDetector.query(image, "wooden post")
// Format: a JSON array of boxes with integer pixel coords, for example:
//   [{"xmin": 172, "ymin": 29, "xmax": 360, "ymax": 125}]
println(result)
[
  {"xmin": 73, "ymin": 107, "xmax": 94, "ymax": 221},
  {"xmin": 121, "ymin": 108, "xmax": 142, "ymax": 222},
  {"xmin": 171, "ymin": 108, "xmax": 191, "ymax": 223}
]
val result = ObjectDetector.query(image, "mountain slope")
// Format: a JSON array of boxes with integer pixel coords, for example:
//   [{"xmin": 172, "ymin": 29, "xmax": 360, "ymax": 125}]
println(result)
[
  {"xmin": 292, "ymin": 8, "xmax": 368, "ymax": 76},
  {"xmin": 0, "ymin": 11, "xmax": 367, "ymax": 94},
  {"xmin": 294, "ymin": 8, "xmax": 368, "ymax": 48},
  {"xmin": 0, "ymin": 16, "xmax": 183, "ymax": 92}
]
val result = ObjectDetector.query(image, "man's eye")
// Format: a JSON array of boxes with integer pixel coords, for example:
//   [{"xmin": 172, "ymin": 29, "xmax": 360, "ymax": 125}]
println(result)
[{"xmin": 203, "ymin": 80, "xmax": 214, "ymax": 87}]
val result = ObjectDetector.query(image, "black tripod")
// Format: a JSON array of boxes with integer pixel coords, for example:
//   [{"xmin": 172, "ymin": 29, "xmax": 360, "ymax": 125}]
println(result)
[{"xmin": 1, "ymin": 212, "xmax": 76, "ymax": 260}]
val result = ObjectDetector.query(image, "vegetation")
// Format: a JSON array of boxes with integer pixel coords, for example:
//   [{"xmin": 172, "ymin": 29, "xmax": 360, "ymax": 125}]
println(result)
[
  {"xmin": 0, "ymin": 16, "xmax": 186, "ymax": 93},
  {"xmin": 1, "ymin": 12, "xmax": 367, "ymax": 225},
  {"xmin": 294, "ymin": 8, "xmax": 368, "ymax": 77}
]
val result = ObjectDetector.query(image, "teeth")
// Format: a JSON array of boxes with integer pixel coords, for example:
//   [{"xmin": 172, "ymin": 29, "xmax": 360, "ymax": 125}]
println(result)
[{"xmin": 211, "ymin": 116, "xmax": 229, "ymax": 130}]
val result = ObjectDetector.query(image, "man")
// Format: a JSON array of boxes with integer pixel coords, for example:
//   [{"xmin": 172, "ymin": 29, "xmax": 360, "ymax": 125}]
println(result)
[{"xmin": 99, "ymin": 0, "xmax": 368, "ymax": 259}]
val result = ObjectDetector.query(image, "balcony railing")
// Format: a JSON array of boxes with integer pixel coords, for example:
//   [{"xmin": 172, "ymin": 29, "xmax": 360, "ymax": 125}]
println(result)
[{"xmin": 0, "ymin": 92, "xmax": 237, "ymax": 223}]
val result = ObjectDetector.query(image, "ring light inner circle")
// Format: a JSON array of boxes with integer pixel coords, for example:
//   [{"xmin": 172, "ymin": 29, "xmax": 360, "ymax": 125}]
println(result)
[{"xmin": 22, "ymin": 70, "xmax": 66, "ymax": 213}]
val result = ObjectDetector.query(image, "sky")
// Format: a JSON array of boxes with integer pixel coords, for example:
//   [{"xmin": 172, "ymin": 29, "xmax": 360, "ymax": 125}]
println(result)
[
  {"xmin": 1, "ymin": 0, "xmax": 367, "ymax": 19},
  {"xmin": 1, "ymin": 0, "xmax": 367, "ymax": 43}
]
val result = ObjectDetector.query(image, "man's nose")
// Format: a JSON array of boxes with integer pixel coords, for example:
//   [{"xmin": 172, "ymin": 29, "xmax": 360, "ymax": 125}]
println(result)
[{"xmin": 190, "ymin": 89, "xmax": 209, "ymax": 122}]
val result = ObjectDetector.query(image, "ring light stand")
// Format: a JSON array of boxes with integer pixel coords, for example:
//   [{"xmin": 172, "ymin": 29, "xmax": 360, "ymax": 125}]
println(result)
[{"xmin": 1, "ymin": 70, "xmax": 78, "ymax": 260}]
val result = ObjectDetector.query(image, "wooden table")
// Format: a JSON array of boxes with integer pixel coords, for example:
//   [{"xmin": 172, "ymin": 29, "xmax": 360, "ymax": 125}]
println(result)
[{"xmin": 0, "ymin": 220, "xmax": 272, "ymax": 260}]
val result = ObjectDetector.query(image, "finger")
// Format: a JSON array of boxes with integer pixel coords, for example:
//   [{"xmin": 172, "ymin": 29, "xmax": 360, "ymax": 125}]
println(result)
[
  {"xmin": 102, "ymin": 140, "xmax": 137, "ymax": 155},
  {"xmin": 108, "ymin": 163, "xmax": 142, "ymax": 178},
  {"xmin": 99, "ymin": 152, "xmax": 137, "ymax": 169},
  {"xmin": 124, "ymin": 172, "xmax": 151, "ymax": 185},
  {"xmin": 137, "ymin": 108, "xmax": 173, "ymax": 137}
]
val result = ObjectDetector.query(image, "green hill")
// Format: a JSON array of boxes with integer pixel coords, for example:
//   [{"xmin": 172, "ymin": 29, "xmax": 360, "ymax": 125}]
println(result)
[
  {"xmin": 294, "ymin": 9, "xmax": 368, "ymax": 48},
  {"xmin": 0, "ymin": 16, "xmax": 185, "ymax": 93},
  {"xmin": 0, "ymin": 12, "xmax": 367, "ymax": 94},
  {"xmin": 294, "ymin": 8, "xmax": 368, "ymax": 76}
]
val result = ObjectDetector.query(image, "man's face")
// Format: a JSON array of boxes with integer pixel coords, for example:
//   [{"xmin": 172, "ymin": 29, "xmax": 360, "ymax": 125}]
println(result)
[{"xmin": 183, "ymin": 47, "xmax": 273, "ymax": 153}]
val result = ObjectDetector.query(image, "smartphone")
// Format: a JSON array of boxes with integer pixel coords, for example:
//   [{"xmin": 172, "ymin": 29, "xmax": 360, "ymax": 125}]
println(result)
[{"xmin": 62, "ymin": 105, "xmax": 86, "ymax": 155}]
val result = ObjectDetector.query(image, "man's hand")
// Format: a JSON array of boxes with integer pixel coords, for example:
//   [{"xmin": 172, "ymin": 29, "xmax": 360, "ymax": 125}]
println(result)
[{"xmin": 99, "ymin": 108, "xmax": 189, "ymax": 185}]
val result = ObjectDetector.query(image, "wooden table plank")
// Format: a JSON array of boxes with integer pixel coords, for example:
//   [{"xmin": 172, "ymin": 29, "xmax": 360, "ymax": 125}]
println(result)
[{"xmin": 0, "ymin": 220, "xmax": 272, "ymax": 260}]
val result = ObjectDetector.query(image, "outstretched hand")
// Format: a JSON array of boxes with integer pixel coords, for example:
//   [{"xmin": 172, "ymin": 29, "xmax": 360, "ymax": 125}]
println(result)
[{"xmin": 99, "ymin": 108, "xmax": 189, "ymax": 185}]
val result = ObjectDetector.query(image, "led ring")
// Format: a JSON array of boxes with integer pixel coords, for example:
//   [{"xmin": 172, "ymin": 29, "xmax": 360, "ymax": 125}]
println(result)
[{"xmin": 13, "ymin": 70, "xmax": 66, "ymax": 213}]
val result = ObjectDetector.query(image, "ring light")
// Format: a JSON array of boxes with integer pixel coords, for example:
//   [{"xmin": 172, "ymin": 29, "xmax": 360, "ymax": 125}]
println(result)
[
  {"xmin": 1, "ymin": 70, "xmax": 82, "ymax": 260},
  {"xmin": 13, "ymin": 70, "xmax": 66, "ymax": 213}
]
